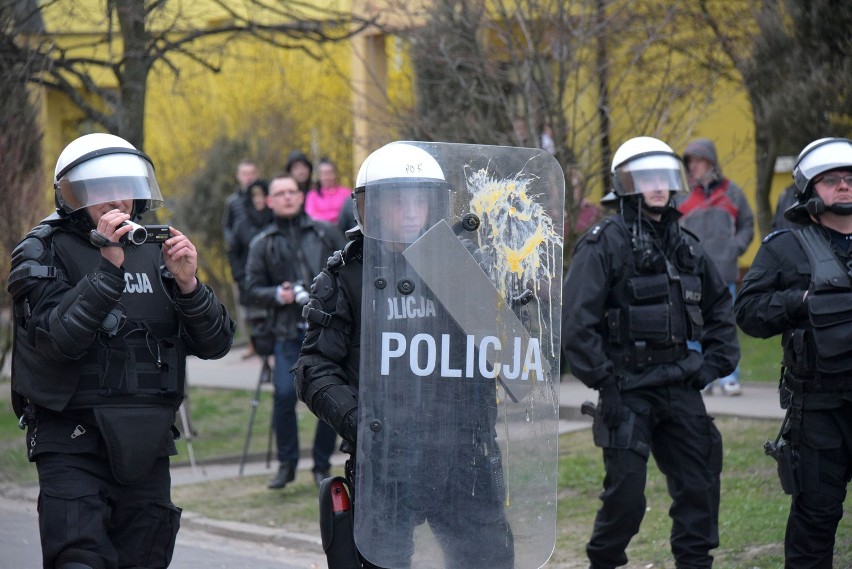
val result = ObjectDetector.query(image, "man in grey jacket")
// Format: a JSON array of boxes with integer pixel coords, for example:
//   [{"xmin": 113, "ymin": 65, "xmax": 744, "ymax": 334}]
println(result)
[
  {"xmin": 245, "ymin": 173, "xmax": 346, "ymax": 489},
  {"xmin": 676, "ymin": 138, "xmax": 753, "ymax": 396}
]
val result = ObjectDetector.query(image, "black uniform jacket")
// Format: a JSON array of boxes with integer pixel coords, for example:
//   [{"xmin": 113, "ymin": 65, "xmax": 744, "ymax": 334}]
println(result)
[
  {"xmin": 735, "ymin": 223, "xmax": 852, "ymax": 407},
  {"xmin": 8, "ymin": 218, "xmax": 235, "ymax": 468},
  {"xmin": 561, "ymin": 206, "xmax": 739, "ymax": 390},
  {"xmin": 244, "ymin": 212, "xmax": 346, "ymax": 342},
  {"xmin": 734, "ymin": 228, "xmax": 811, "ymax": 340},
  {"xmin": 9, "ymin": 220, "xmax": 235, "ymax": 413},
  {"xmin": 292, "ymin": 234, "xmax": 363, "ymax": 441}
]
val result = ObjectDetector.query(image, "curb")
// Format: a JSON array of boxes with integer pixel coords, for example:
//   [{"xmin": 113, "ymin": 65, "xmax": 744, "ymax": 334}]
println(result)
[
  {"xmin": 0, "ymin": 480, "xmax": 326, "ymax": 555},
  {"xmin": 180, "ymin": 511, "xmax": 323, "ymax": 553}
]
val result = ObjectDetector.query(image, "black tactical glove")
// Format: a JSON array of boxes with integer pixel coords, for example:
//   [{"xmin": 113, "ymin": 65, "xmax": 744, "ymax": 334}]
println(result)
[
  {"xmin": 597, "ymin": 379, "xmax": 622, "ymax": 429},
  {"xmin": 689, "ymin": 366, "xmax": 717, "ymax": 391},
  {"xmin": 340, "ymin": 407, "xmax": 358, "ymax": 444}
]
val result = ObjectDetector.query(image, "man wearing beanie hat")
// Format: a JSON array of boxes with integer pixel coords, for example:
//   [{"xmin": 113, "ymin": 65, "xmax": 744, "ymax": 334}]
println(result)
[
  {"xmin": 285, "ymin": 149, "xmax": 314, "ymax": 194},
  {"xmin": 677, "ymin": 138, "xmax": 754, "ymax": 396}
]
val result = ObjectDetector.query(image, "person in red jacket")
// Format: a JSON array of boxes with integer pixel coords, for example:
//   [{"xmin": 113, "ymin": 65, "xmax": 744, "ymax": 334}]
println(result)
[{"xmin": 677, "ymin": 138, "xmax": 754, "ymax": 396}]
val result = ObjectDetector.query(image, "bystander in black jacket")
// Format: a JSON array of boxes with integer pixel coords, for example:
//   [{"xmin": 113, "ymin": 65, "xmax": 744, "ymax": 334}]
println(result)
[
  {"xmin": 226, "ymin": 180, "xmax": 272, "ymax": 296},
  {"xmin": 244, "ymin": 197, "xmax": 345, "ymax": 490},
  {"xmin": 244, "ymin": 210, "xmax": 345, "ymax": 340}
]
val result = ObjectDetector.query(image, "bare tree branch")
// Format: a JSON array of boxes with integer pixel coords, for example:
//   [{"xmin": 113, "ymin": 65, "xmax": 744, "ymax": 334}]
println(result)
[{"xmin": 1, "ymin": 0, "xmax": 376, "ymax": 147}]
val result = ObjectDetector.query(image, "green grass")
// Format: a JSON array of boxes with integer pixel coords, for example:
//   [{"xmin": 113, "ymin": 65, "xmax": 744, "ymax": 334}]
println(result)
[
  {"xmin": 0, "ymin": 391, "xmax": 38, "ymax": 486},
  {"xmin": 738, "ymin": 330, "xmax": 784, "ymax": 385}
]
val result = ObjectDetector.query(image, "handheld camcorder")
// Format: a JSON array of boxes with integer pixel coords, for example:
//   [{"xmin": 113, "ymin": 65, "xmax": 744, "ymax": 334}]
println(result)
[
  {"xmin": 292, "ymin": 283, "xmax": 310, "ymax": 305},
  {"xmin": 119, "ymin": 221, "xmax": 171, "ymax": 246}
]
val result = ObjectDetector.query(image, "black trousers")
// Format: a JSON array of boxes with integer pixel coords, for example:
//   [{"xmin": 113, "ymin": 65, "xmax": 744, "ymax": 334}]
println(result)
[
  {"xmin": 36, "ymin": 452, "xmax": 180, "ymax": 569},
  {"xmin": 587, "ymin": 384, "xmax": 723, "ymax": 569},
  {"xmin": 785, "ymin": 403, "xmax": 852, "ymax": 569}
]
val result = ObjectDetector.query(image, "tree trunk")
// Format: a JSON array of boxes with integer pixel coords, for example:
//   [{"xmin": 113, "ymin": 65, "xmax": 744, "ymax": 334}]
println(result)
[
  {"xmin": 751, "ymin": 98, "xmax": 778, "ymax": 237},
  {"xmin": 115, "ymin": 0, "xmax": 149, "ymax": 149},
  {"xmin": 595, "ymin": 0, "xmax": 612, "ymax": 195}
]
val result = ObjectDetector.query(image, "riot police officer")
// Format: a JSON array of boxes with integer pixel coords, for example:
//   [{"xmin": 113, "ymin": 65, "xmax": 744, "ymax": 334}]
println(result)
[
  {"xmin": 292, "ymin": 141, "xmax": 567, "ymax": 569},
  {"xmin": 7, "ymin": 133, "xmax": 235, "ymax": 569},
  {"xmin": 735, "ymin": 137, "xmax": 852, "ymax": 568},
  {"xmin": 561, "ymin": 136, "xmax": 739, "ymax": 569}
]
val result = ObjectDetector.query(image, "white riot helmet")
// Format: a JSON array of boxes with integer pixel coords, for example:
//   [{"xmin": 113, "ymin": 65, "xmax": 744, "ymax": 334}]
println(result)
[
  {"xmin": 353, "ymin": 142, "xmax": 451, "ymax": 242},
  {"xmin": 610, "ymin": 136, "xmax": 689, "ymax": 199},
  {"xmin": 54, "ymin": 133, "xmax": 164, "ymax": 218},
  {"xmin": 792, "ymin": 137, "xmax": 852, "ymax": 198},
  {"xmin": 784, "ymin": 137, "xmax": 852, "ymax": 222}
]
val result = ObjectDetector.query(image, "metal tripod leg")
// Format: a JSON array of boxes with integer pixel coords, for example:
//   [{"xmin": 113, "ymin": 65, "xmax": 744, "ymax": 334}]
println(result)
[
  {"xmin": 239, "ymin": 356, "xmax": 273, "ymax": 476},
  {"xmin": 178, "ymin": 401, "xmax": 203, "ymax": 476},
  {"xmin": 266, "ymin": 376, "xmax": 275, "ymax": 469}
]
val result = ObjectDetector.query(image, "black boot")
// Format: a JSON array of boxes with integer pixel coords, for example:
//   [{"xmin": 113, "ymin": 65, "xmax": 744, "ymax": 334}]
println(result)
[
  {"xmin": 268, "ymin": 462, "xmax": 296, "ymax": 489},
  {"xmin": 313, "ymin": 469, "xmax": 331, "ymax": 487}
]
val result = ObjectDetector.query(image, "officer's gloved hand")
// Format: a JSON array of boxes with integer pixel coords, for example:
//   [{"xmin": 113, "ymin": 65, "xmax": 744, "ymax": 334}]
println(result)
[
  {"xmin": 795, "ymin": 289, "xmax": 810, "ymax": 319},
  {"xmin": 340, "ymin": 407, "xmax": 358, "ymax": 445},
  {"xmin": 689, "ymin": 366, "xmax": 717, "ymax": 391},
  {"xmin": 597, "ymin": 379, "xmax": 622, "ymax": 429},
  {"xmin": 676, "ymin": 350, "xmax": 703, "ymax": 380}
]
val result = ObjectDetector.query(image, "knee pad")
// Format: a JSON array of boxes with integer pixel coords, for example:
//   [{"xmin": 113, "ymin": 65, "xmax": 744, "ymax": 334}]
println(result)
[{"xmin": 56, "ymin": 548, "xmax": 105, "ymax": 569}]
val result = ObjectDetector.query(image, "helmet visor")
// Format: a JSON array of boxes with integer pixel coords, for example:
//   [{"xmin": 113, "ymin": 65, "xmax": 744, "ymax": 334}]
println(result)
[
  {"xmin": 56, "ymin": 153, "xmax": 164, "ymax": 213},
  {"xmin": 613, "ymin": 153, "xmax": 688, "ymax": 196},
  {"xmin": 362, "ymin": 179, "xmax": 450, "ymax": 243}
]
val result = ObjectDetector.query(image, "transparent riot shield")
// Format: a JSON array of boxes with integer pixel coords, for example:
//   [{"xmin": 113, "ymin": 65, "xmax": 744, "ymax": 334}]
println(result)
[{"xmin": 355, "ymin": 142, "xmax": 564, "ymax": 569}]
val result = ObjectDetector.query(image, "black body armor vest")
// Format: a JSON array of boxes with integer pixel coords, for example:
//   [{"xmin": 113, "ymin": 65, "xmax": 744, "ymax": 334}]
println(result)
[
  {"xmin": 784, "ymin": 226, "xmax": 852, "ymax": 379},
  {"xmin": 605, "ymin": 224, "xmax": 703, "ymax": 372}
]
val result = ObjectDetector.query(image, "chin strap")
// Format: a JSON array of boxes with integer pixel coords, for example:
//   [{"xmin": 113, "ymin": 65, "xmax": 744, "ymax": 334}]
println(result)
[
  {"xmin": 828, "ymin": 203, "xmax": 852, "ymax": 216},
  {"xmin": 643, "ymin": 204, "xmax": 671, "ymax": 215},
  {"xmin": 89, "ymin": 230, "xmax": 126, "ymax": 248}
]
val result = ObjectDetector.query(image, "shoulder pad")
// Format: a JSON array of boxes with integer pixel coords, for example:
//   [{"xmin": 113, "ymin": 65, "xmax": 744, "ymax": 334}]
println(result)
[
  {"xmin": 583, "ymin": 217, "xmax": 616, "ymax": 243},
  {"xmin": 763, "ymin": 228, "xmax": 790, "ymax": 243},
  {"xmin": 29, "ymin": 222, "xmax": 61, "ymax": 239},
  {"xmin": 344, "ymin": 226, "xmax": 362, "ymax": 241},
  {"xmin": 11, "ymin": 224, "xmax": 58, "ymax": 268},
  {"xmin": 8, "ymin": 225, "xmax": 62, "ymax": 298},
  {"xmin": 309, "ymin": 270, "xmax": 337, "ymax": 302}
]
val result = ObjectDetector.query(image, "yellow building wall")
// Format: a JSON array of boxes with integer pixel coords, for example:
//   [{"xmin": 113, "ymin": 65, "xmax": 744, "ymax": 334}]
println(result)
[
  {"xmin": 143, "ymin": 35, "xmax": 356, "ymax": 196},
  {"xmin": 657, "ymin": 80, "xmax": 796, "ymax": 266}
]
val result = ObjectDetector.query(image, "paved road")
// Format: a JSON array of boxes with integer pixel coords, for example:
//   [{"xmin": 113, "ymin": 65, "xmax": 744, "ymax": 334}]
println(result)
[
  {"xmin": 0, "ymin": 495, "xmax": 325, "ymax": 569},
  {"xmin": 558, "ymin": 374, "xmax": 785, "ymax": 420}
]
